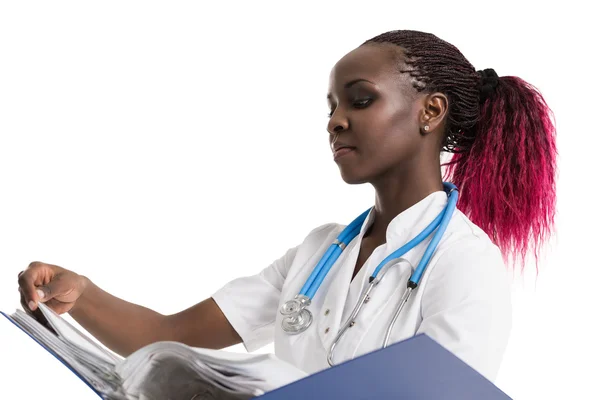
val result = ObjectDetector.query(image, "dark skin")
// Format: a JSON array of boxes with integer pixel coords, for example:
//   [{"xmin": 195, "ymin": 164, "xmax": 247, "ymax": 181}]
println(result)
[
  {"xmin": 17, "ymin": 43, "xmax": 449, "ymax": 357},
  {"xmin": 325, "ymin": 43, "xmax": 449, "ymax": 280}
]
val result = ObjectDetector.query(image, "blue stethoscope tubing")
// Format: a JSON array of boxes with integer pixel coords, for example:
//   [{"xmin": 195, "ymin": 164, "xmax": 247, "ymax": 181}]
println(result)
[
  {"xmin": 280, "ymin": 182, "xmax": 459, "ymax": 365},
  {"xmin": 301, "ymin": 182, "xmax": 458, "ymax": 296}
]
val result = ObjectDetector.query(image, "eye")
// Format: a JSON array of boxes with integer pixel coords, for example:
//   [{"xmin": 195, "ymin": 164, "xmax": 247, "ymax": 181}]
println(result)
[
  {"xmin": 353, "ymin": 98, "xmax": 372, "ymax": 108},
  {"xmin": 327, "ymin": 98, "xmax": 372, "ymax": 118}
]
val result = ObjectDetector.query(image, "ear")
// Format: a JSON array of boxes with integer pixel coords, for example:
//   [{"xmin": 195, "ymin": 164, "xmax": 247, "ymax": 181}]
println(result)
[{"xmin": 419, "ymin": 92, "xmax": 448, "ymax": 135}]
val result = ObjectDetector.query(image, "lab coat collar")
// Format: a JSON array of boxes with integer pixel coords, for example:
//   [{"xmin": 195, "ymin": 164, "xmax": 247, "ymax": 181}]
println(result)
[{"xmin": 358, "ymin": 190, "xmax": 450, "ymax": 267}]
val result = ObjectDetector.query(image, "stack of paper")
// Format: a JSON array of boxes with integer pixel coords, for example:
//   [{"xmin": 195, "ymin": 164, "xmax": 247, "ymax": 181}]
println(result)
[{"xmin": 5, "ymin": 304, "xmax": 307, "ymax": 399}]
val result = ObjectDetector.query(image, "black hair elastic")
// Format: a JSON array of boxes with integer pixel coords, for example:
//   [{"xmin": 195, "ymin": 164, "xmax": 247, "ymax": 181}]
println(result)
[{"xmin": 477, "ymin": 68, "xmax": 499, "ymax": 102}]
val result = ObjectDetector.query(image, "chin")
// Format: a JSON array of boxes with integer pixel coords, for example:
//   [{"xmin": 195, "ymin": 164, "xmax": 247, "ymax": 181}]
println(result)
[{"xmin": 338, "ymin": 167, "xmax": 371, "ymax": 185}]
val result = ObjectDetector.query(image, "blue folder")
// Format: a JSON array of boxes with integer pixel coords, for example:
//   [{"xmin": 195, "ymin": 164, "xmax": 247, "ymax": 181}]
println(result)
[
  {"xmin": 3, "ymin": 311, "xmax": 511, "ymax": 399},
  {"xmin": 256, "ymin": 334, "xmax": 512, "ymax": 400},
  {"xmin": 1, "ymin": 311, "xmax": 105, "ymax": 397}
]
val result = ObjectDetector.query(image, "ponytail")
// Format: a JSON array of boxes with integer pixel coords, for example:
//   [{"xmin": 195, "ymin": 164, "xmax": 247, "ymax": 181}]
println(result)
[
  {"xmin": 444, "ymin": 75, "xmax": 557, "ymax": 271},
  {"xmin": 364, "ymin": 30, "xmax": 558, "ymax": 271}
]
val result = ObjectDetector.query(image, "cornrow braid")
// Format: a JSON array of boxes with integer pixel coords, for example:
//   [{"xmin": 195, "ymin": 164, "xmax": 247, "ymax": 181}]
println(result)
[
  {"xmin": 364, "ymin": 30, "xmax": 481, "ymax": 153},
  {"xmin": 362, "ymin": 30, "xmax": 557, "ymax": 272}
]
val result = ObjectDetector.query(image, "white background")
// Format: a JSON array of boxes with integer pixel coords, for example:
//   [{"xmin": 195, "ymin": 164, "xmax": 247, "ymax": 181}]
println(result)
[{"xmin": 0, "ymin": 1, "xmax": 597, "ymax": 399}]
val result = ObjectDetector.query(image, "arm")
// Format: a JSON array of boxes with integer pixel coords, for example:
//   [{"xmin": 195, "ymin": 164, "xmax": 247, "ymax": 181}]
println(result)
[
  {"xmin": 70, "ymin": 278, "xmax": 242, "ymax": 357},
  {"xmin": 21, "ymin": 232, "xmax": 310, "ymax": 358},
  {"xmin": 18, "ymin": 262, "xmax": 242, "ymax": 358}
]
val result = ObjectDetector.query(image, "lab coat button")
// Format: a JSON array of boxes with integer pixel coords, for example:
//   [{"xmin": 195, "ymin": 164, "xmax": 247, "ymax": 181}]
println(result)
[
  {"xmin": 324, "ymin": 309, "xmax": 330, "ymax": 316},
  {"xmin": 325, "ymin": 327, "xmax": 330, "ymax": 334}
]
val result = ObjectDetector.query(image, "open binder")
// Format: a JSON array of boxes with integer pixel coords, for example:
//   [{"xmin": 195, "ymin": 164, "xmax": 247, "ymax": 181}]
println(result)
[
  {"xmin": 1, "ymin": 306, "xmax": 511, "ymax": 399},
  {"xmin": 256, "ymin": 334, "xmax": 511, "ymax": 399}
]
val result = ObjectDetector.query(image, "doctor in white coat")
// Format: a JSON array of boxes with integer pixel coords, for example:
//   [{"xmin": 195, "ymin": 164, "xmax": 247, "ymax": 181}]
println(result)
[{"xmin": 18, "ymin": 29, "xmax": 557, "ymax": 385}]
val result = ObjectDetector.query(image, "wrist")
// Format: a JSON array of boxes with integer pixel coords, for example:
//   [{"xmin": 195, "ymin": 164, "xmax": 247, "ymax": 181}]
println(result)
[
  {"xmin": 69, "ymin": 275, "xmax": 92, "ymax": 316},
  {"xmin": 78, "ymin": 275, "xmax": 91, "ymax": 294}
]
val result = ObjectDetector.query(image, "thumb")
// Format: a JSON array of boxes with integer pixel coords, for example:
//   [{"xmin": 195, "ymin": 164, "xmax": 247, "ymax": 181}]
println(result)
[
  {"xmin": 35, "ymin": 286, "xmax": 52, "ymax": 303},
  {"xmin": 36, "ymin": 278, "xmax": 69, "ymax": 304}
]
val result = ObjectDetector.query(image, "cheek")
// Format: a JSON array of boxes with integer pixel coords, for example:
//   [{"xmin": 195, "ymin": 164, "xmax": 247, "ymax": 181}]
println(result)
[
  {"xmin": 336, "ymin": 98, "xmax": 420, "ymax": 184},
  {"xmin": 361, "ymin": 100, "xmax": 419, "ymax": 158}
]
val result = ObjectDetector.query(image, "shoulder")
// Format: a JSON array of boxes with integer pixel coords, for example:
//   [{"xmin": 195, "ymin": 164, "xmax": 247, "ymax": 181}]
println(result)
[
  {"xmin": 297, "ymin": 222, "xmax": 345, "ymax": 249},
  {"xmin": 436, "ymin": 209, "xmax": 507, "ymax": 274},
  {"xmin": 280, "ymin": 222, "xmax": 349, "ymax": 272},
  {"xmin": 420, "ymin": 209, "xmax": 512, "ymax": 306}
]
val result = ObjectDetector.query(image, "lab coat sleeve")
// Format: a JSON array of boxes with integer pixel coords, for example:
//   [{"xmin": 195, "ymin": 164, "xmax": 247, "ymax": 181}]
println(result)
[
  {"xmin": 415, "ymin": 237, "xmax": 512, "ymax": 382},
  {"xmin": 211, "ymin": 245, "xmax": 299, "ymax": 352}
]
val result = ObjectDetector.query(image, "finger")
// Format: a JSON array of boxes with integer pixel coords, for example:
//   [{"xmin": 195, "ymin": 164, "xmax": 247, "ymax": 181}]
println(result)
[
  {"xmin": 19, "ymin": 289, "xmax": 32, "ymax": 315},
  {"xmin": 18, "ymin": 278, "xmax": 38, "ymax": 311},
  {"xmin": 18, "ymin": 263, "xmax": 47, "ymax": 310},
  {"xmin": 19, "ymin": 288, "xmax": 49, "ymax": 325},
  {"xmin": 19, "ymin": 288, "xmax": 38, "ymax": 317}
]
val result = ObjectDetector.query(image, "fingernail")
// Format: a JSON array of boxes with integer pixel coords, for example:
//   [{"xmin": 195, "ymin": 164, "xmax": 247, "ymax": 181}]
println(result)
[
  {"xmin": 36, "ymin": 289, "xmax": 45, "ymax": 300},
  {"xmin": 28, "ymin": 301, "xmax": 35, "ymax": 311}
]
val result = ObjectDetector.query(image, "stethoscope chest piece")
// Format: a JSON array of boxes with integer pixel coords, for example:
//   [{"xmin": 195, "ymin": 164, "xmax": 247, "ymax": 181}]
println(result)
[{"xmin": 280, "ymin": 295, "xmax": 313, "ymax": 334}]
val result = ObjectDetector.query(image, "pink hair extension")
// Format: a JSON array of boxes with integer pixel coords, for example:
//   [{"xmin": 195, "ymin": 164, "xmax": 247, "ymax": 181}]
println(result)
[
  {"xmin": 444, "ymin": 77, "xmax": 557, "ymax": 272},
  {"xmin": 365, "ymin": 31, "xmax": 558, "ymax": 271}
]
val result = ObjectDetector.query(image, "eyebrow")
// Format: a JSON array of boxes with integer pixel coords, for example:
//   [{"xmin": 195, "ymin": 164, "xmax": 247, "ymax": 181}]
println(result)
[{"xmin": 326, "ymin": 78, "xmax": 374, "ymax": 100}]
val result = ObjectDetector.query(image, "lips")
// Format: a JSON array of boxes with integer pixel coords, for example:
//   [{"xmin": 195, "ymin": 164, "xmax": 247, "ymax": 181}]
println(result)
[
  {"xmin": 333, "ymin": 145, "xmax": 356, "ymax": 160},
  {"xmin": 333, "ymin": 144, "xmax": 354, "ymax": 152}
]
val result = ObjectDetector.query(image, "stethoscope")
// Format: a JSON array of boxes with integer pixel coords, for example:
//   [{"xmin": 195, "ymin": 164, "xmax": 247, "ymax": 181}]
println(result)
[{"xmin": 279, "ymin": 182, "xmax": 458, "ymax": 366}]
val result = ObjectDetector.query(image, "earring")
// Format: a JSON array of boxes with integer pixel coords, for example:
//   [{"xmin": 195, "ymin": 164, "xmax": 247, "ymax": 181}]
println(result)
[{"xmin": 423, "ymin": 125, "xmax": 430, "ymax": 131}]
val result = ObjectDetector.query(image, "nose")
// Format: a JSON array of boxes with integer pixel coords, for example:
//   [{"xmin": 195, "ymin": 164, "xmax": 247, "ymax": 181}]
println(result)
[{"xmin": 327, "ymin": 111, "xmax": 349, "ymax": 136}]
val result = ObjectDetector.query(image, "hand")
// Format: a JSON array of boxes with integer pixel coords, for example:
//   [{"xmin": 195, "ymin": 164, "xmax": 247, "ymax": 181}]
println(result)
[{"xmin": 17, "ymin": 261, "xmax": 88, "ymax": 315}]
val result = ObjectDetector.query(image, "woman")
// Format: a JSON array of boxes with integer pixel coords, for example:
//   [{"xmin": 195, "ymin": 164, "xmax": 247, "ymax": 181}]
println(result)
[{"xmin": 17, "ymin": 30, "xmax": 556, "ymax": 383}]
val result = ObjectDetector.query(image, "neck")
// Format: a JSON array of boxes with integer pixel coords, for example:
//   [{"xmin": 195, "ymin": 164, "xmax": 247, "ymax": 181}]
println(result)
[{"xmin": 366, "ymin": 162, "xmax": 444, "ymax": 240}]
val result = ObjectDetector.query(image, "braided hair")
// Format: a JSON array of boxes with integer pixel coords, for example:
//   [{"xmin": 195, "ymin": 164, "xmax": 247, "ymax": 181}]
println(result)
[{"xmin": 363, "ymin": 30, "xmax": 557, "ymax": 272}]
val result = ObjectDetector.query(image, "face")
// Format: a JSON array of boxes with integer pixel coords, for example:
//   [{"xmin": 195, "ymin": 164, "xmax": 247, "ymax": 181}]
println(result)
[{"xmin": 326, "ymin": 44, "xmax": 427, "ymax": 184}]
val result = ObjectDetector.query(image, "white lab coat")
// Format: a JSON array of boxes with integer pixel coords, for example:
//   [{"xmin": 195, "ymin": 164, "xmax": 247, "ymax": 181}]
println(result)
[{"xmin": 212, "ymin": 191, "xmax": 512, "ymax": 382}]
